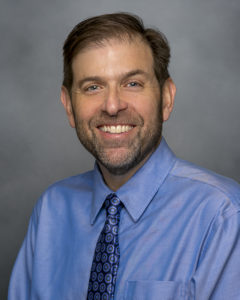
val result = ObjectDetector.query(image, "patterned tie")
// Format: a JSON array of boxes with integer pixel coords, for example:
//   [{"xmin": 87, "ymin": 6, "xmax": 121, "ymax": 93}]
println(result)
[{"xmin": 87, "ymin": 193, "xmax": 123, "ymax": 300}]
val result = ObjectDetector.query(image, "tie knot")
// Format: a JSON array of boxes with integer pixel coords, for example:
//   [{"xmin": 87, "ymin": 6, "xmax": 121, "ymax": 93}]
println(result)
[{"xmin": 105, "ymin": 193, "xmax": 122, "ymax": 218}]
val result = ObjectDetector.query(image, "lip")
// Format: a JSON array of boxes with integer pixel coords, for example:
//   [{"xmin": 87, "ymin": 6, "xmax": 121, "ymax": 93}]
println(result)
[
  {"xmin": 98, "ymin": 124, "xmax": 135, "ymax": 134},
  {"xmin": 96, "ymin": 124, "xmax": 136, "ymax": 140}
]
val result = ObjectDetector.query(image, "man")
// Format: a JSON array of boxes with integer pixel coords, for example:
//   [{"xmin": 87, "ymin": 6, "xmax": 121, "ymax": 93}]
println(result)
[{"xmin": 8, "ymin": 13, "xmax": 240, "ymax": 300}]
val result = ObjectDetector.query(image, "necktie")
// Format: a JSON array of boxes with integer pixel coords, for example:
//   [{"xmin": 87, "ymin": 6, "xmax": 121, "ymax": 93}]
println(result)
[{"xmin": 87, "ymin": 193, "xmax": 123, "ymax": 300}]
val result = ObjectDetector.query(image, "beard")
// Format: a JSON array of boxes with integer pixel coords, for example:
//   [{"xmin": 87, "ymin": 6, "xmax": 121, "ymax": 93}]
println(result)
[{"xmin": 73, "ymin": 99, "xmax": 163, "ymax": 176}]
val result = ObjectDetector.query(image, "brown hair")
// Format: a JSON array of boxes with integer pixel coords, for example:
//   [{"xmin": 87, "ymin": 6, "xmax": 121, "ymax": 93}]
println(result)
[{"xmin": 62, "ymin": 12, "xmax": 170, "ymax": 93}]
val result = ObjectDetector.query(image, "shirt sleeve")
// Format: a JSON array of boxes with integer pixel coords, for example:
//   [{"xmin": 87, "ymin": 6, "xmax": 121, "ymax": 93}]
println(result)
[
  {"xmin": 190, "ymin": 210, "xmax": 240, "ymax": 299},
  {"xmin": 8, "ymin": 201, "xmax": 40, "ymax": 300}
]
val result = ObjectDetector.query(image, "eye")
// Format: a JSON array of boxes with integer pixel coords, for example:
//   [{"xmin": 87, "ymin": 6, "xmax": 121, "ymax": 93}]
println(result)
[
  {"xmin": 126, "ymin": 81, "xmax": 141, "ymax": 87},
  {"xmin": 86, "ymin": 85, "xmax": 99, "ymax": 91},
  {"xmin": 83, "ymin": 84, "xmax": 103, "ymax": 94}
]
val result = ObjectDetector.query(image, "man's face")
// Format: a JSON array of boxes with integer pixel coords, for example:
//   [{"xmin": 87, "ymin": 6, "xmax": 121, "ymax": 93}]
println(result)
[{"xmin": 62, "ymin": 37, "xmax": 174, "ymax": 175}]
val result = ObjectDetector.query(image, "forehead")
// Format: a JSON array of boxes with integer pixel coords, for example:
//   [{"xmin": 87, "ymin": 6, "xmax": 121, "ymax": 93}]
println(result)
[{"xmin": 71, "ymin": 37, "xmax": 155, "ymax": 80}]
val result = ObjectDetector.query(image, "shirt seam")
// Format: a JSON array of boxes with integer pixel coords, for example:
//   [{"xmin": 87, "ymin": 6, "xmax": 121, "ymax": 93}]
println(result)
[{"xmin": 169, "ymin": 173, "xmax": 240, "ymax": 210}]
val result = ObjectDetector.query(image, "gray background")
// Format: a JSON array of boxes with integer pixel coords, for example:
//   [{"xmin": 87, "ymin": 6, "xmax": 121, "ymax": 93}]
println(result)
[{"xmin": 1, "ymin": 0, "xmax": 239, "ymax": 298}]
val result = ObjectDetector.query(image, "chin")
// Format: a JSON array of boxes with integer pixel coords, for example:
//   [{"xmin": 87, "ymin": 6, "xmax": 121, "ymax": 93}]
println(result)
[{"xmin": 97, "ymin": 148, "xmax": 142, "ymax": 176}]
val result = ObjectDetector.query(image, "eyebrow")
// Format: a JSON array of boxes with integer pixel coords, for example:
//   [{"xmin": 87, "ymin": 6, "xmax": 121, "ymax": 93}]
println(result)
[
  {"xmin": 76, "ymin": 69, "xmax": 150, "ymax": 88},
  {"xmin": 121, "ymin": 69, "xmax": 150, "ymax": 80},
  {"xmin": 77, "ymin": 76, "xmax": 105, "ymax": 88}
]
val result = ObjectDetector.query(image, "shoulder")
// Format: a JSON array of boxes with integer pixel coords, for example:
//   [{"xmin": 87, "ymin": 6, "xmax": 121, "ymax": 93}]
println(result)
[
  {"xmin": 169, "ymin": 158, "xmax": 240, "ymax": 215},
  {"xmin": 45, "ymin": 170, "xmax": 95, "ymax": 194},
  {"xmin": 34, "ymin": 170, "xmax": 95, "ymax": 214}
]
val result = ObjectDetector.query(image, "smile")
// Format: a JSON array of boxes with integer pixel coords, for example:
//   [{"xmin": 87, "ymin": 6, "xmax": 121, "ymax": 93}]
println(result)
[{"xmin": 98, "ymin": 125, "xmax": 134, "ymax": 134}]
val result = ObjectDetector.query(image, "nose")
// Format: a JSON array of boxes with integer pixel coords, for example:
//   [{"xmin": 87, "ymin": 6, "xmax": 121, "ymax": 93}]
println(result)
[{"xmin": 101, "ymin": 85, "xmax": 128, "ymax": 116}]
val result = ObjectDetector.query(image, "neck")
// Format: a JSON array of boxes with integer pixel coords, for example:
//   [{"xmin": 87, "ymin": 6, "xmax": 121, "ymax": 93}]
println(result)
[{"xmin": 98, "ymin": 150, "xmax": 153, "ymax": 191}]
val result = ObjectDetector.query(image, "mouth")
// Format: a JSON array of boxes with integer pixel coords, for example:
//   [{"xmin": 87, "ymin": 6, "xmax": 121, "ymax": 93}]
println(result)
[{"xmin": 98, "ymin": 125, "xmax": 134, "ymax": 134}]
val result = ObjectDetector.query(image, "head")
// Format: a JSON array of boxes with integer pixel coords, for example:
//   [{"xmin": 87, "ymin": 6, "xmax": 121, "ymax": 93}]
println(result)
[
  {"xmin": 61, "ymin": 13, "xmax": 175, "ymax": 182},
  {"xmin": 62, "ymin": 12, "xmax": 170, "ymax": 94}
]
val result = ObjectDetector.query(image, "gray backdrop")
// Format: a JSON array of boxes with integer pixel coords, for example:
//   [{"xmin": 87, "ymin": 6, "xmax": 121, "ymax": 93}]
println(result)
[{"xmin": 1, "ymin": 0, "xmax": 240, "ymax": 298}]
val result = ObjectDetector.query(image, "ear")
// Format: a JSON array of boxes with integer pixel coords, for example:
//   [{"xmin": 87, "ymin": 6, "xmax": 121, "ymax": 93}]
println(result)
[
  {"xmin": 60, "ymin": 86, "xmax": 76, "ymax": 128},
  {"xmin": 162, "ymin": 78, "xmax": 176, "ymax": 122}
]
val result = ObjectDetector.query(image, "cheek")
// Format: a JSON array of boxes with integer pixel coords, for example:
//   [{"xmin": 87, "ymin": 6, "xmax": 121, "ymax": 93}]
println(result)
[
  {"xmin": 73, "ymin": 99, "xmax": 98, "ymax": 123},
  {"xmin": 134, "ymin": 97, "xmax": 160, "ymax": 123}
]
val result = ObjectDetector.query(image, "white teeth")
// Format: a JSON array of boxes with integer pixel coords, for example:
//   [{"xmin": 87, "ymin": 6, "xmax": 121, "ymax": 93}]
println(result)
[
  {"xmin": 99, "ymin": 125, "xmax": 133, "ymax": 133},
  {"xmin": 116, "ymin": 125, "xmax": 121, "ymax": 133},
  {"xmin": 110, "ymin": 126, "xmax": 116, "ymax": 133}
]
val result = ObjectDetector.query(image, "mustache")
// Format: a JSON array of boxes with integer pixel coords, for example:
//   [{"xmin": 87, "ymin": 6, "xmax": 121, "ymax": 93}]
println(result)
[{"xmin": 90, "ymin": 111, "xmax": 144, "ymax": 127}]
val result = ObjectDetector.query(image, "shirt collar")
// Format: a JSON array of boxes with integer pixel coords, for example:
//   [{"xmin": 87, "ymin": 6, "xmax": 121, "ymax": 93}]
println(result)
[{"xmin": 91, "ymin": 137, "xmax": 177, "ymax": 224}]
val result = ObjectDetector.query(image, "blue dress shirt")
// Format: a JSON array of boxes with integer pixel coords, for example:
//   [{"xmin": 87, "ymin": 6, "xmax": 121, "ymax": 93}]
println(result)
[{"xmin": 8, "ymin": 138, "xmax": 240, "ymax": 299}]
